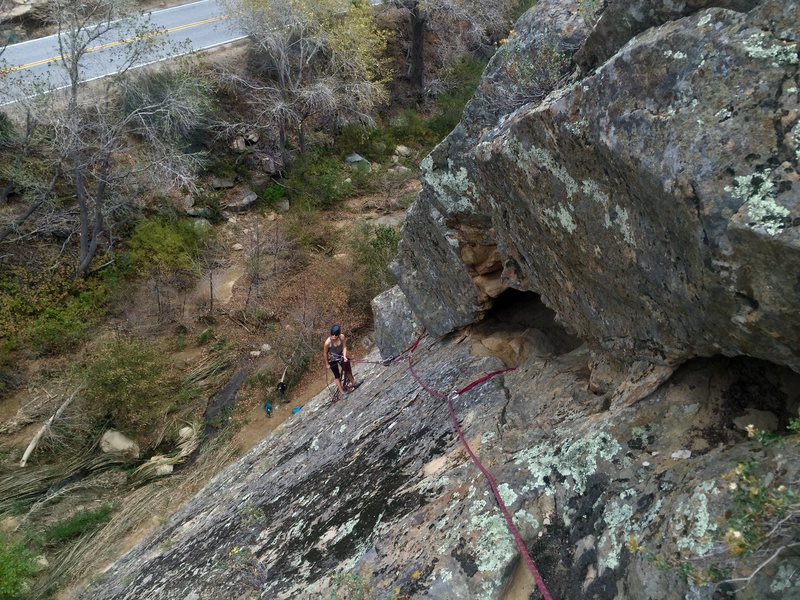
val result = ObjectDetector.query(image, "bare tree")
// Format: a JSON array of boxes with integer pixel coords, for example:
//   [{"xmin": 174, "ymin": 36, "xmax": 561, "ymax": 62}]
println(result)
[
  {"xmin": 0, "ymin": 0, "xmax": 212, "ymax": 273},
  {"xmin": 222, "ymin": 0, "xmax": 388, "ymax": 157},
  {"xmin": 389, "ymin": 0, "xmax": 518, "ymax": 96}
]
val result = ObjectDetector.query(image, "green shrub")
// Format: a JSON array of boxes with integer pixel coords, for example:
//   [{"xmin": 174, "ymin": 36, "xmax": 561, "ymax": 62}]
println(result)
[
  {"xmin": 128, "ymin": 218, "xmax": 208, "ymax": 273},
  {"xmin": 0, "ymin": 535, "xmax": 36, "ymax": 600},
  {"xmin": 389, "ymin": 109, "xmax": 436, "ymax": 147},
  {"xmin": 0, "ymin": 112, "xmax": 15, "ymax": 147},
  {"xmin": 43, "ymin": 504, "xmax": 114, "ymax": 545},
  {"xmin": 82, "ymin": 338, "xmax": 192, "ymax": 437},
  {"xmin": 285, "ymin": 153, "xmax": 355, "ymax": 209},
  {"xmin": 334, "ymin": 124, "xmax": 395, "ymax": 163},
  {"xmin": 25, "ymin": 305, "xmax": 89, "ymax": 356},
  {"xmin": 349, "ymin": 223, "xmax": 400, "ymax": 314},
  {"xmin": 12, "ymin": 273, "xmax": 112, "ymax": 357},
  {"xmin": 196, "ymin": 328, "xmax": 214, "ymax": 346},
  {"xmin": 257, "ymin": 184, "xmax": 287, "ymax": 207}
]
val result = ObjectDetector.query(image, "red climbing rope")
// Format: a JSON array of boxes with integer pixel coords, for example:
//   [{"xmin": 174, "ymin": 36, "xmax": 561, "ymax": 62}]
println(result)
[{"xmin": 404, "ymin": 335, "xmax": 553, "ymax": 600}]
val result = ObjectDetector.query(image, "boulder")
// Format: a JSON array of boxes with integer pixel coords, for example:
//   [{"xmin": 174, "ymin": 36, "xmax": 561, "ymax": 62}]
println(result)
[
  {"xmin": 275, "ymin": 198, "xmax": 290, "ymax": 213},
  {"xmin": 0, "ymin": 0, "xmax": 49, "ymax": 20},
  {"xmin": 389, "ymin": 165, "xmax": 412, "ymax": 177},
  {"xmin": 733, "ymin": 408, "xmax": 780, "ymax": 433},
  {"xmin": 82, "ymin": 339, "xmax": 800, "ymax": 600},
  {"xmin": 394, "ymin": 145, "xmax": 412, "ymax": 157},
  {"xmin": 232, "ymin": 243, "xmax": 244, "ymax": 251},
  {"xmin": 226, "ymin": 191, "xmax": 259, "ymax": 213},
  {"xmin": 100, "ymin": 430, "xmax": 140, "ymax": 459},
  {"xmin": 186, "ymin": 207, "xmax": 211, "ymax": 219},
  {"xmin": 191, "ymin": 218, "xmax": 212, "ymax": 233},
  {"xmin": 574, "ymin": 0, "xmax": 761, "ymax": 72},
  {"xmin": 210, "ymin": 177, "xmax": 234, "ymax": 190},
  {"xmin": 154, "ymin": 464, "xmax": 174, "ymax": 477},
  {"xmin": 345, "ymin": 153, "xmax": 371, "ymax": 171},
  {"xmin": 394, "ymin": 0, "xmax": 800, "ymax": 372},
  {"xmin": 231, "ymin": 136, "xmax": 247, "ymax": 152},
  {"xmin": 34, "ymin": 555, "xmax": 49, "ymax": 572},
  {"xmin": 371, "ymin": 286, "xmax": 420, "ymax": 360}
]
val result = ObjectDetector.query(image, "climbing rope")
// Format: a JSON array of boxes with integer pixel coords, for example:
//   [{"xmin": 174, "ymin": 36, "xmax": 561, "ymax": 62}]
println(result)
[{"xmin": 402, "ymin": 333, "xmax": 553, "ymax": 600}]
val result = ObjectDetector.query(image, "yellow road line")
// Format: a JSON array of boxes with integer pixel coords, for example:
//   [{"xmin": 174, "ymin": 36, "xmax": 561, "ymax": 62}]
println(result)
[{"xmin": 2, "ymin": 14, "xmax": 227, "ymax": 74}]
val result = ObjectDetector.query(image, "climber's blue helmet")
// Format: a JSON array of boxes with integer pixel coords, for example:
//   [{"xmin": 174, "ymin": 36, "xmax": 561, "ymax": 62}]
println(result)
[{"xmin": 331, "ymin": 324, "xmax": 341, "ymax": 336}]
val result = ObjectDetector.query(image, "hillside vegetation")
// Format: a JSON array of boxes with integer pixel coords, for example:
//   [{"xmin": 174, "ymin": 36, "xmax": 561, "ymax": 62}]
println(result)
[{"xmin": 0, "ymin": 0, "xmax": 529, "ymax": 596}]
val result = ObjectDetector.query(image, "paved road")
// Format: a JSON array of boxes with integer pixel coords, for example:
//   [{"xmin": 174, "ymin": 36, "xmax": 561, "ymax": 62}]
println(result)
[{"xmin": 0, "ymin": 0, "xmax": 245, "ymax": 104}]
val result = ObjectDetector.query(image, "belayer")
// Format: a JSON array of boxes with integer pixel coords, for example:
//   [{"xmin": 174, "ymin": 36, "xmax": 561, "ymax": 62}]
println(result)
[{"xmin": 323, "ymin": 324, "xmax": 358, "ymax": 396}]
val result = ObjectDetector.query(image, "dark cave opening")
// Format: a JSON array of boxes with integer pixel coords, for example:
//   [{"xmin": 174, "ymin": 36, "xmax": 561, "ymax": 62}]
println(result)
[
  {"xmin": 473, "ymin": 288, "xmax": 583, "ymax": 359},
  {"xmin": 669, "ymin": 354, "xmax": 800, "ymax": 443}
]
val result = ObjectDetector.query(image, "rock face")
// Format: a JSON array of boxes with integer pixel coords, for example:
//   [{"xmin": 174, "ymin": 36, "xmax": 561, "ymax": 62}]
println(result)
[
  {"xmin": 371, "ymin": 285, "xmax": 421, "ymax": 359},
  {"xmin": 392, "ymin": 0, "xmax": 800, "ymax": 372},
  {"xmin": 83, "ymin": 296, "xmax": 800, "ymax": 599}
]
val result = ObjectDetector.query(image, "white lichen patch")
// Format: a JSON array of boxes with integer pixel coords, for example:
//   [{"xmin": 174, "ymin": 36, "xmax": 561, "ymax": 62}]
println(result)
[
  {"xmin": 743, "ymin": 32, "xmax": 799, "ymax": 66},
  {"xmin": 727, "ymin": 169, "xmax": 790, "ymax": 236},
  {"xmin": 671, "ymin": 480, "xmax": 720, "ymax": 555},
  {"xmin": 714, "ymin": 107, "xmax": 732, "ymax": 121},
  {"xmin": 288, "ymin": 519, "xmax": 306, "ymax": 540},
  {"xmin": 467, "ymin": 509, "xmax": 517, "ymax": 575},
  {"xmin": 564, "ymin": 119, "xmax": 589, "ymax": 136},
  {"xmin": 438, "ymin": 569, "xmax": 453, "ymax": 583},
  {"xmin": 598, "ymin": 492, "xmax": 666, "ymax": 575},
  {"xmin": 543, "ymin": 204, "xmax": 578, "ymax": 233},
  {"xmin": 497, "ymin": 483, "xmax": 518, "ymax": 507},
  {"xmin": 480, "ymin": 431, "xmax": 496, "ymax": 445},
  {"xmin": 332, "ymin": 515, "xmax": 361, "ymax": 545},
  {"xmin": 598, "ymin": 501, "xmax": 635, "ymax": 572},
  {"xmin": 631, "ymin": 427, "xmax": 650, "ymax": 448},
  {"xmin": 582, "ymin": 179, "xmax": 609, "ymax": 208},
  {"xmin": 512, "ymin": 510, "xmax": 540, "ymax": 533},
  {"xmin": 616, "ymin": 206, "xmax": 634, "ymax": 244},
  {"xmin": 513, "ymin": 431, "xmax": 622, "ymax": 496},
  {"xmin": 502, "ymin": 138, "xmax": 579, "ymax": 197},
  {"xmin": 420, "ymin": 155, "xmax": 477, "ymax": 213},
  {"xmin": 697, "ymin": 13, "xmax": 712, "ymax": 27},
  {"xmin": 770, "ymin": 564, "xmax": 800, "ymax": 593},
  {"xmin": 794, "ymin": 122, "xmax": 800, "ymax": 162}
]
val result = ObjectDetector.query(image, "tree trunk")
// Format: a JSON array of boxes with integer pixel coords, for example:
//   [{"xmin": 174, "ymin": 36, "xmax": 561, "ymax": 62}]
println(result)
[
  {"xmin": 298, "ymin": 120, "xmax": 306, "ymax": 154},
  {"xmin": 77, "ymin": 152, "xmax": 109, "ymax": 276},
  {"xmin": 409, "ymin": 3, "xmax": 427, "ymax": 97}
]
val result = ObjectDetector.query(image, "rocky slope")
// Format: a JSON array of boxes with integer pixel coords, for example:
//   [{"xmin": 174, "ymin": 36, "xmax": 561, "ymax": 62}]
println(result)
[
  {"xmin": 83, "ymin": 1, "xmax": 800, "ymax": 598},
  {"xmin": 84, "ymin": 293, "xmax": 800, "ymax": 599}
]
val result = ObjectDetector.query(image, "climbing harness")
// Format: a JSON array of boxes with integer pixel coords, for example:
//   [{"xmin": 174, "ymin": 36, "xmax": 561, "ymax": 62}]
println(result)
[{"xmin": 399, "ymin": 332, "xmax": 553, "ymax": 600}]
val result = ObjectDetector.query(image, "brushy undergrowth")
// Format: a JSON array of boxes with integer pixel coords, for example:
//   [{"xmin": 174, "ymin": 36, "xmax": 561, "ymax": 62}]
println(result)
[
  {"xmin": 128, "ymin": 217, "xmax": 209, "ymax": 274},
  {"xmin": 82, "ymin": 337, "xmax": 196, "ymax": 440},
  {"xmin": 42, "ymin": 504, "xmax": 115, "ymax": 546},
  {"xmin": 0, "ymin": 267, "xmax": 115, "ymax": 359},
  {"xmin": 0, "ymin": 535, "xmax": 37, "ymax": 600}
]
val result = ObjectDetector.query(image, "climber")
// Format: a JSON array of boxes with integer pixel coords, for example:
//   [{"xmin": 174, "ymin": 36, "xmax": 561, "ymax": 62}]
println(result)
[
  {"xmin": 323, "ymin": 324, "xmax": 358, "ymax": 395},
  {"xmin": 263, "ymin": 400, "xmax": 273, "ymax": 418}
]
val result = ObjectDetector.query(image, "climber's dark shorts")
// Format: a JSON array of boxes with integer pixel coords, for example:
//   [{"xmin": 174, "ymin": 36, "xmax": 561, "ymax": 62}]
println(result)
[{"xmin": 329, "ymin": 359, "xmax": 352, "ymax": 380}]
